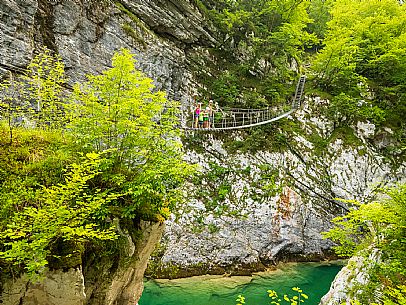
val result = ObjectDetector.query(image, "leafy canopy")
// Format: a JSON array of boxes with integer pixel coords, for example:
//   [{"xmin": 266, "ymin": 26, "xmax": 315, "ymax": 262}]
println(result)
[
  {"xmin": 195, "ymin": 0, "xmax": 317, "ymax": 108},
  {"xmin": 0, "ymin": 48, "xmax": 194, "ymax": 278},
  {"xmin": 323, "ymin": 184, "xmax": 406, "ymax": 304},
  {"xmin": 67, "ymin": 48, "xmax": 195, "ymax": 220},
  {"xmin": 312, "ymin": 0, "xmax": 406, "ymax": 132}
]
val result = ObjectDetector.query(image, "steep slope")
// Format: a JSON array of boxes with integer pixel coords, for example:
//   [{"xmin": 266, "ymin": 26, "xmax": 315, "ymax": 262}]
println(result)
[
  {"xmin": 0, "ymin": 0, "xmax": 215, "ymax": 95},
  {"xmin": 148, "ymin": 97, "xmax": 405, "ymax": 278},
  {"xmin": 1, "ymin": 1, "xmax": 211, "ymax": 304}
]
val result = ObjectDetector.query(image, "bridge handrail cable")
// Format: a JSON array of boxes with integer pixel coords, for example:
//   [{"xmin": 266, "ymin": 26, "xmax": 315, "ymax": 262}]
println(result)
[{"xmin": 182, "ymin": 75, "xmax": 306, "ymax": 131}]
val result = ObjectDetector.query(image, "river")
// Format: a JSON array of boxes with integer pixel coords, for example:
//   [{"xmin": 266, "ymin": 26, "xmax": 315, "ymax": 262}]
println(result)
[{"xmin": 139, "ymin": 262, "xmax": 343, "ymax": 305}]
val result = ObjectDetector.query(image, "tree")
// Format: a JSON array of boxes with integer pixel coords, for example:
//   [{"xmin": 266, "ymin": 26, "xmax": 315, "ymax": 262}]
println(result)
[
  {"xmin": 312, "ymin": 0, "xmax": 406, "ymax": 130},
  {"xmin": 307, "ymin": 0, "xmax": 334, "ymax": 42},
  {"xmin": 0, "ymin": 153, "xmax": 118, "ymax": 279},
  {"xmin": 67, "ymin": 48, "xmax": 195, "ymax": 221},
  {"xmin": 0, "ymin": 48, "xmax": 66, "ymax": 144},
  {"xmin": 24, "ymin": 47, "xmax": 66, "ymax": 130},
  {"xmin": 323, "ymin": 184, "xmax": 406, "ymax": 303},
  {"xmin": 0, "ymin": 73, "xmax": 28, "ymax": 143},
  {"xmin": 195, "ymin": 0, "xmax": 317, "ymax": 108}
]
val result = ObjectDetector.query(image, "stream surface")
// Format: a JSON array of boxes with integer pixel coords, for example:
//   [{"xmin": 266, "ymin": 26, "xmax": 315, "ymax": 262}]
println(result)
[{"xmin": 139, "ymin": 262, "xmax": 343, "ymax": 305}]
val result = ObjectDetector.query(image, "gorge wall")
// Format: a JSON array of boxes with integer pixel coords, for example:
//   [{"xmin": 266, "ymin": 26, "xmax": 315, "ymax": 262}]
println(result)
[
  {"xmin": 149, "ymin": 97, "xmax": 405, "ymax": 278},
  {"xmin": 1, "ymin": 0, "xmax": 405, "ymax": 304},
  {"xmin": 0, "ymin": 0, "xmax": 215, "ymax": 97},
  {"xmin": 1, "ymin": 0, "xmax": 210, "ymax": 304}
]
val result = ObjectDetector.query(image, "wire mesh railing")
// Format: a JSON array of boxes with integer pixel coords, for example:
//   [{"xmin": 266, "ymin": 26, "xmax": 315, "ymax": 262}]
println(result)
[{"xmin": 182, "ymin": 75, "xmax": 306, "ymax": 131}]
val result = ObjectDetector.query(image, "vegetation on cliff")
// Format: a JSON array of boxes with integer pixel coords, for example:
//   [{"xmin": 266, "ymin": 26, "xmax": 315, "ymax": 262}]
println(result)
[
  {"xmin": 313, "ymin": 0, "xmax": 406, "ymax": 143},
  {"xmin": 192, "ymin": 0, "xmax": 405, "ymax": 157},
  {"xmin": 323, "ymin": 183, "xmax": 406, "ymax": 304},
  {"xmin": 0, "ymin": 48, "xmax": 194, "ymax": 279},
  {"xmin": 195, "ymin": 0, "xmax": 316, "ymax": 108}
]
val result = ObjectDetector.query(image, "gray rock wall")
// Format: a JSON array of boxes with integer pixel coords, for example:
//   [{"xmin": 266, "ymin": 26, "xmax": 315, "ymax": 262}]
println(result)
[
  {"xmin": 320, "ymin": 250, "xmax": 381, "ymax": 305},
  {"xmin": 150, "ymin": 97, "xmax": 405, "ymax": 277},
  {"xmin": 0, "ymin": 0, "xmax": 215, "ymax": 100},
  {"xmin": 1, "ymin": 268, "xmax": 86, "ymax": 305}
]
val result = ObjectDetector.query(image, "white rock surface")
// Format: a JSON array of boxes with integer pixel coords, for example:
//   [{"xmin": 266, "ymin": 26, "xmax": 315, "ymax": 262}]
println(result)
[
  {"xmin": 156, "ymin": 97, "xmax": 405, "ymax": 275},
  {"xmin": 320, "ymin": 250, "xmax": 381, "ymax": 305}
]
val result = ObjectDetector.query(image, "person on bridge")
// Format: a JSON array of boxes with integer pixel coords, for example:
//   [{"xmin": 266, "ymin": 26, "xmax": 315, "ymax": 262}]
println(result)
[
  {"xmin": 198, "ymin": 107, "xmax": 204, "ymax": 128},
  {"xmin": 203, "ymin": 107, "xmax": 210, "ymax": 128},
  {"xmin": 194, "ymin": 102, "xmax": 201, "ymax": 128}
]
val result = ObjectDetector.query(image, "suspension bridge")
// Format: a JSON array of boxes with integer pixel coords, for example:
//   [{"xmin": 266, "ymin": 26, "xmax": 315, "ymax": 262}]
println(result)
[{"xmin": 182, "ymin": 75, "xmax": 306, "ymax": 131}]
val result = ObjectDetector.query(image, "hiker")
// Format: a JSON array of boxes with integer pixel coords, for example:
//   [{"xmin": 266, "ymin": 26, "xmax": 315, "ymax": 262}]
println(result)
[
  {"xmin": 194, "ymin": 102, "xmax": 201, "ymax": 128},
  {"xmin": 203, "ymin": 106, "xmax": 210, "ymax": 128},
  {"xmin": 198, "ymin": 106, "xmax": 204, "ymax": 128}
]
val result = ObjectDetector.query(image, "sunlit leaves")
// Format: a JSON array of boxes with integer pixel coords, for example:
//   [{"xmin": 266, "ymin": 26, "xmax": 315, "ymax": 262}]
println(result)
[
  {"xmin": 67, "ymin": 48, "xmax": 195, "ymax": 220},
  {"xmin": 236, "ymin": 294, "xmax": 246, "ymax": 305},
  {"xmin": 24, "ymin": 47, "xmax": 66, "ymax": 130},
  {"xmin": 0, "ymin": 48, "xmax": 195, "ymax": 279},
  {"xmin": 323, "ymin": 184, "xmax": 406, "ymax": 303},
  {"xmin": 312, "ymin": 0, "xmax": 406, "ymax": 130},
  {"xmin": 197, "ymin": 0, "xmax": 317, "ymax": 107},
  {"xmin": 0, "ymin": 154, "xmax": 118, "ymax": 276},
  {"xmin": 238, "ymin": 287, "xmax": 309, "ymax": 305}
]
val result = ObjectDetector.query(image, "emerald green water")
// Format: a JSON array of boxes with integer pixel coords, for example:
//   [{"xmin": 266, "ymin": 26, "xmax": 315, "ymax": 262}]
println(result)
[{"xmin": 139, "ymin": 262, "xmax": 343, "ymax": 305}]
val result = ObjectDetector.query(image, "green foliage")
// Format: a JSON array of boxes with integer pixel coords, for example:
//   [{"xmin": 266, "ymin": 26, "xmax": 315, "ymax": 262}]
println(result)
[
  {"xmin": 342, "ymin": 285, "xmax": 406, "ymax": 305},
  {"xmin": 312, "ymin": 0, "xmax": 406, "ymax": 139},
  {"xmin": 115, "ymin": 1, "xmax": 150, "ymax": 33},
  {"xmin": 185, "ymin": 157, "xmax": 281, "ymax": 228},
  {"xmin": 0, "ymin": 48, "xmax": 194, "ymax": 279},
  {"xmin": 0, "ymin": 76, "xmax": 29, "ymax": 144},
  {"xmin": 307, "ymin": 0, "xmax": 334, "ymax": 41},
  {"xmin": 24, "ymin": 47, "xmax": 66, "ymax": 130},
  {"xmin": 0, "ymin": 153, "xmax": 118, "ymax": 278},
  {"xmin": 236, "ymin": 294, "xmax": 245, "ymax": 305},
  {"xmin": 195, "ymin": 0, "xmax": 317, "ymax": 108},
  {"xmin": 0, "ymin": 48, "xmax": 66, "ymax": 145},
  {"xmin": 382, "ymin": 285, "xmax": 406, "ymax": 305},
  {"xmin": 236, "ymin": 287, "xmax": 309, "ymax": 305},
  {"xmin": 325, "ymin": 93, "xmax": 385, "ymax": 126},
  {"xmin": 67, "ymin": 48, "xmax": 195, "ymax": 221},
  {"xmin": 0, "ymin": 126, "xmax": 73, "ymax": 231},
  {"xmin": 189, "ymin": 160, "xmax": 250, "ymax": 220},
  {"xmin": 323, "ymin": 184, "xmax": 406, "ymax": 303},
  {"xmin": 122, "ymin": 23, "xmax": 147, "ymax": 47}
]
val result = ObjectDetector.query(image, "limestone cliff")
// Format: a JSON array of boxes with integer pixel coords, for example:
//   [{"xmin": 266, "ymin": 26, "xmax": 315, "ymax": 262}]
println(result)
[
  {"xmin": 0, "ymin": 0, "xmax": 215, "ymax": 96},
  {"xmin": 320, "ymin": 250, "xmax": 381, "ymax": 305},
  {"xmin": 147, "ymin": 97, "xmax": 405, "ymax": 278},
  {"xmin": 0, "ymin": 221, "xmax": 164, "ymax": 305}
]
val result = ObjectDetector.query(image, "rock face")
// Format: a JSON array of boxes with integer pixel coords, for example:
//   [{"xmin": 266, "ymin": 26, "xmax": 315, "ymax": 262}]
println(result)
[
  {"xmin": 320, "ymin": 250, "xmax": 381, "ymax": 305},
  {"xmin": 0, "ymin": 221, "xmax": 164, "ymax": 305},
  {"xmin": 148, "ymin": 97, "xmax": 405, "ymax": 278},
  {"xmin": 1, "ymin": 268, "xmax": 86, "ymax": 305},
  {"xmin": 1, "ymin": 0, "xmax": 405, "ymax": 303},
  {"xmin": 0, "ymin": 0, "xmax": 215, "ymax": 98}
]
